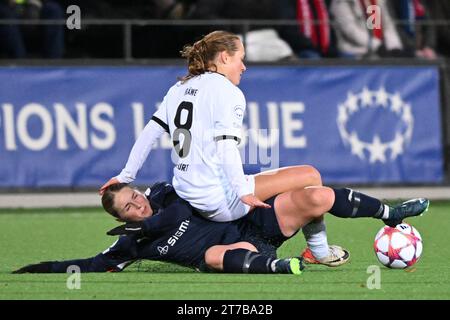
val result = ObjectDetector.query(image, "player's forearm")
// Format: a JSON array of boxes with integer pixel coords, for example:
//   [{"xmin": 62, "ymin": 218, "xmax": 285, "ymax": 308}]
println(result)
[
  {"xmin": 14, "ymin": 258, "xmax": 104, "ymax": 273},
  {"xmin": 140, "ymin": 202, "xmax": 193, "ymax": 235},
  {"xmin": 216, "ymin": 139, "xmax": 252, "ymax": 198},
  {"xmin": 117, "ymin": 120, "xmax": 166, "ymax": 183},
  {"xmin": 47, "ymin": 258, "xmax": 99, "ymax": 273},
  {"xmin": 48, "ymin": 255, "xmax": 124, "ymax": 273}
]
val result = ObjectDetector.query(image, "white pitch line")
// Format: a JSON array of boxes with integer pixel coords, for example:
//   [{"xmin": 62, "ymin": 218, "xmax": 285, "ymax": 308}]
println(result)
[{"xmin": 0, "ymin": 187, "xmax": 450, "ymax": 209}]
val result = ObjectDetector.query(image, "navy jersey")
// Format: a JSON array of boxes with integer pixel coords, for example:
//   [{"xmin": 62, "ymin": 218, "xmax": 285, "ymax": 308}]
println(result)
[
  {"xmin": 45, "ymin": 182, "xmax": 290, "ymax": 273},
  {"xmin": 48, "ymin": 182, "xmax": 243, "ymax": 273}
]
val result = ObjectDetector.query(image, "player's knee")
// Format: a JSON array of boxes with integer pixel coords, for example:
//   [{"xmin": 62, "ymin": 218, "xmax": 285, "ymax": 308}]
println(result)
[
  {"xmin": 296, "ymin": 165, "xmax": 322, "ymax": 186},
  {"xmin": 305, "ymin": 187, "xmax": 334, "ymax": 217},
  {"xmin": 205, "ymin": 242, "xmax": 257, "ymax": 271},
  {"xmin": 205, "ymin": 247, "xmax": 223, "ymax": 270}
]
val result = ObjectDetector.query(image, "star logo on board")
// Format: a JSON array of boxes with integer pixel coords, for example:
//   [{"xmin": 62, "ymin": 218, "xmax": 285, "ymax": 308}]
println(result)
[{"xmin": 337, "ymin": 87, "xmax": 414, "ymax": 163}]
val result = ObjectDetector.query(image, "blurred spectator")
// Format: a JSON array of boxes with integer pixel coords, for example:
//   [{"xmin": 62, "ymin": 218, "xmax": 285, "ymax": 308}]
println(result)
[
  {"xmin": 242, "ymin": 28, "xmax": 295, "ymax": 62},
  {"xmin": 186, "ymin": 0, "xmax": 274, "ymax": 23},
  {"xmin": 165, "ymin": 0, "xmax": 296, "ymax": 61},
  {"xmin": 330, "ymin": 0, "xmax": 413, "ymax": 58},
  {"xmin": 184, "ymin": 0, "xmax": 337, "ymax": 59},
  {"xmin": 183, "ymin": 0, "xmax": 276, "ymax": 39},
  {"xmin": 58, "ymin": 0, "xmax": 169, "ymax": 59},
  {"xmin": 60, "ymin": 0, "xmax": 170, "ymax": 18},
  {"xmin": 131, "ymin": 0, "xmax": 200, "ymax": 59},
  {"xmin": 275, "ymin": 0, "xmax": 338, "ymax": 59},
  {"xmin": 427, "ymin": 0, "xmax": 450, "ymax": 57},
  {"xmin": 0, "ymin": 0, "xmax": 64, "ymax": 58},
  {"xmin": 390, "ymin": 0, "xmax": 437, "ymax": 60}
]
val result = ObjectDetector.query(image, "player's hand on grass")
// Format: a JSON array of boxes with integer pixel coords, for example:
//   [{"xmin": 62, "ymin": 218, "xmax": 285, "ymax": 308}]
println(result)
[
  {"xmin": 12, "ymin": 261, "xmax": 54, "ymax": 274},
  {"xmin": 107, "ymin": 222, "xmax": 145, "ymax": 237},
  {"xmin": 240, "ymin": 194, "xmax": 271, "ymax": 209},
  {"xmin": 99, "ymin": 177, "xmax": 120, "ymax": 195}
]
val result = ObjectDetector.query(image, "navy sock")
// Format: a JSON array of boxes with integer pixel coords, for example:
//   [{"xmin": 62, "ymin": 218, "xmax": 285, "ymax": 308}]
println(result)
[
  {"xmin": 330, "ymin": 188, "xmax": 385, "ymax": 219},
  {"xmin": 223, "ymin": 249, "xmax": 275, "ymax": 274}
]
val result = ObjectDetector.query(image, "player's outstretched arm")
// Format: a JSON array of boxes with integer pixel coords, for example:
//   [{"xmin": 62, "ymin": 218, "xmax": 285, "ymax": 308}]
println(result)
[
  {"xmin": 99, "ymin": 118, "xmax": 167, "ymax": 195},
  {"xmin": 107, "ymin": 221, "xmax": 145, "ymax": 236},
  {"xmin": 216, "ymin": 139, "xmax": 270, "ymax": 212},
  {"xmin": 12, "ymin": 252, "xmax": 135, "ymax": 273},
  {"xmin": 12, "ymin": 258, "xmax": 97, "ymax": 274},
  {"xmin": 12, "ymin": 261, "xmax": 55, "ymax": 273}
]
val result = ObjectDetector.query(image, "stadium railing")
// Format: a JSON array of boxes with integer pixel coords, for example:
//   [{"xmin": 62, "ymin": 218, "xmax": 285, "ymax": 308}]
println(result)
[{"xmin": 0, "ymin": 18, "xmax": 449, "ymax": 61}]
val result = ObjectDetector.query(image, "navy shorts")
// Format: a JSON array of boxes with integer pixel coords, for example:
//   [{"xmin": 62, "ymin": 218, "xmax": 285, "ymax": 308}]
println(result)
[
  {"xmin": 236, "ymin": 196, "xmax": 297, "ymax": 258},
  {"xmin": 197, "ymin": 196, "xmax": 299, "ymax": 271}
]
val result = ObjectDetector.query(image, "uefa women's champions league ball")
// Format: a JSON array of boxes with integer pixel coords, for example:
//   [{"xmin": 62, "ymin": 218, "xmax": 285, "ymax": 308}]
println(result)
[{"xmin": 374, "ymin": 223, "xmax": 423, "ymax": 269}]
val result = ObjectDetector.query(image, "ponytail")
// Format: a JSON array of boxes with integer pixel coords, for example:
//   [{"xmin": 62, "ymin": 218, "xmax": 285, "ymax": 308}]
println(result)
[{"xmin": 179, "ymin": 31, "xmax": 240, "ymax": 82}]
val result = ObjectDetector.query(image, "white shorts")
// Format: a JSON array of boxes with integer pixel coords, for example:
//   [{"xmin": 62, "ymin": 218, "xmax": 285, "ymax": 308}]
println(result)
[{"xmin": 194, "ymin": 174, "xmax": 256, "ymax": 222}]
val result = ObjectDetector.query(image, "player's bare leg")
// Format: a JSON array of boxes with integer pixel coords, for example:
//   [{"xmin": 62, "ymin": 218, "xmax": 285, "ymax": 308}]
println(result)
[
  {"xmin": 205, "ymin": 242, "xmax": 304, "ymax": 275},
  {"xmin": 273, "ymin": 187, "xmax": 350, "ymax": 267},
  {"xmin": 254, "ymin": 165, "xmax": 322, "ymax": 201},
  {"xmin": 254, "ymin": 167, "xmax": 348, "ymax": 267},
  {"xmin": 205, "ymin": 242, "xmax": 257, "ymax": 270},
  {"xmin": 272, "ymin": 186, "xmax": 334, "ymax": 237}
]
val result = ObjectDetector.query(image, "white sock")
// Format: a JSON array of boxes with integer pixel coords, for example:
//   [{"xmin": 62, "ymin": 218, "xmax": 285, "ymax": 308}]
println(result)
[
  {"xmin": 302, "ymin": 219, "xmax": 329, "ymax": 260},
  {"xmin": 382, "ymin": 205, "xmax": 390, "ymax": 219}
]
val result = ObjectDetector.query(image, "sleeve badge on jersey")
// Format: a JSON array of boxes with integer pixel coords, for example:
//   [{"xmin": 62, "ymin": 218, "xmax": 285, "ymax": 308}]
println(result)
[{"xmin": 234, "ymin": 105, "xmax": 244, "ymax": 120}]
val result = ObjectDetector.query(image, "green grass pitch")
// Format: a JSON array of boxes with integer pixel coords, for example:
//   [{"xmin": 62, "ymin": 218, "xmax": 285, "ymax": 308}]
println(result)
[{"xmin": 0, "ymin": 201, "xmax": 449, "ymax": 300}]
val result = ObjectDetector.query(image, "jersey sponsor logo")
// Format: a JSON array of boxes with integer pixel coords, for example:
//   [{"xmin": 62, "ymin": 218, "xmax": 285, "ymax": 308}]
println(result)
[
  {"xmin": 158, "ymin": 219, "xmax": 190, "ymax": 255},
  {"xmin": 337, "ymin": 87, "xmax": 414, "ymax": 164}
]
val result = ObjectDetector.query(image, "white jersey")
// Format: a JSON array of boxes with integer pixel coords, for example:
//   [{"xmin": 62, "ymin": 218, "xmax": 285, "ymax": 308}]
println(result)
[{"xmin": 118, "ymin": 72, "xmax": 253, "ymax": 221}]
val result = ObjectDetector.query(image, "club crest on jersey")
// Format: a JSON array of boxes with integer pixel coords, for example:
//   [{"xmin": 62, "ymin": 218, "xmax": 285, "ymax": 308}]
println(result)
[
  {"xmin": 234, "ymin": 105, "xmax": 244, "ymax": 120},
  {"xmin": 157, "ymin": 245, "xmax": 169, "ymax": 255},
  {"xmin": 337, "ymin": 87, "xmax": 414, "ymax": 163}
]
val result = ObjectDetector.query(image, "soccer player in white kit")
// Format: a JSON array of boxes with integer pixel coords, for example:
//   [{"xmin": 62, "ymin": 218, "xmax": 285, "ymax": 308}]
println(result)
[{"xmin": 101, "ymin": 30, "xmax": 270, "ymax": 222}]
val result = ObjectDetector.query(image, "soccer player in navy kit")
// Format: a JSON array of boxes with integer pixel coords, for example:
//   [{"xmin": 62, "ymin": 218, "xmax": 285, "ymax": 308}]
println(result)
[
  {"xmin": 14, "ymin": 181, "xmax": 429, "ymax": 274},
  {"xmin": 14, "ymin": 182, "xmax": 308, "ymax": 274}
]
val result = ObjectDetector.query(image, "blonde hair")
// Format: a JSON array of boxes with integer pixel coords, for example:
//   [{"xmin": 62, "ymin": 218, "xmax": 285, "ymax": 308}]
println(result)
[{"xmin": 179, "ymin": 30, "xmax": 241, "ymax": 82}]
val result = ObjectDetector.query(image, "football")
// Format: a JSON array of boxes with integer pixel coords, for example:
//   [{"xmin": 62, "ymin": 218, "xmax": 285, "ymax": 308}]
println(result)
[{"xmin": 374, "ymin": 223, "xmax": 423, "ymax": 269}]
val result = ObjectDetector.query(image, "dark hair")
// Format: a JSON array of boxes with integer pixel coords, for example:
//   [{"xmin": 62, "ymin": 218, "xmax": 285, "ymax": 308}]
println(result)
[
  {"xmin": 179, "ymin": 30, "xmax": 241, "ymax": 82},
  {"xmin": 101, "ymin": 183, "xmax": 129, "ymax": 221}
]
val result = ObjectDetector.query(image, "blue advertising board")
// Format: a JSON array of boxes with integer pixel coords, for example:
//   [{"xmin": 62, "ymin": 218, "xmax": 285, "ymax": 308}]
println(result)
[{"xmin": 0, "ymin": 66, "xmax": 444, "ymax": 188}]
